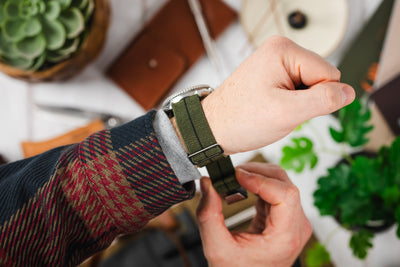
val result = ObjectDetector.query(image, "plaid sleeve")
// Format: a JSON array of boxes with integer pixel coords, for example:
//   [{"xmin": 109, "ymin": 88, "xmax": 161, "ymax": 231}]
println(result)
[{"xmin": 0, "ymin": 111, "xmax": 195, "ymax": 266}]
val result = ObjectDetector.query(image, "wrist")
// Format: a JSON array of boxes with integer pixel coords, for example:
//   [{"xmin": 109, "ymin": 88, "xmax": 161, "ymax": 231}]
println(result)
[
  {"xmin": 201, "ymin": 92, "xmax": 234, "ymax": 155},
  {"xmin": 170, "ymin": 116, "xmax": 187, "ymax": 153}
]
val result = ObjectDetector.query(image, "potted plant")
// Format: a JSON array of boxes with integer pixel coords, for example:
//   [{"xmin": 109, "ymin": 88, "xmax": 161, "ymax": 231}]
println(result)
[
  {"xmin": 0, "ymin": 0, "xmax": 110, "ymax": 82},
  {"xmin": 279, "ymin": 98, "xmax": 400, "ymax": 264}
]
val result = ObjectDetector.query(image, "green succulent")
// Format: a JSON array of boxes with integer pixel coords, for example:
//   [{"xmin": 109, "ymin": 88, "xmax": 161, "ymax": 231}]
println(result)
[{"xmin": 0, "ymin": 0, "xmax": 95, "ymax": 71}]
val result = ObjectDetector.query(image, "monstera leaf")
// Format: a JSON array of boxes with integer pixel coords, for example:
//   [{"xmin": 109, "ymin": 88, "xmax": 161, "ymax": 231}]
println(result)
[
  {"xmin": 281, "ymin": 137, "xmax": 318, "ymax": 173},
  {"xmin": 329, "ymin": 99, "xmax": 373, "ymax": 147}
]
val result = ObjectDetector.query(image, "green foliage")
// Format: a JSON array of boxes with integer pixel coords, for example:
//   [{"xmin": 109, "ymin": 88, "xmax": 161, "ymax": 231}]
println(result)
[
  {"xmin": 305, "ymin": 242, "xmax": 331, "ymax": 267},
  {"xmin": 329, "ymin": 99, "xmax": 374, "ymax": 147},
  {"xmin": 314, "ymin": 136, "xmax": 400, "ymax": 259},
  {"xmin": 280, "ymin": 137, "xmax": 318, "ymax": 173},
  {"xmin": 349, "ymin": 230, "xmax": 373, "ymax": 259},
  {"xmin": 0, "ymin": 0, "xmax": 95, "ymax": 71}
]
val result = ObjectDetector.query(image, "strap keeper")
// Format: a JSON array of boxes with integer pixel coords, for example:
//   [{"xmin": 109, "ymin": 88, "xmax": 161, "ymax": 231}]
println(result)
[{"xmin": 188, "ymin": 143, "xmax": 223, "ymax": 165}]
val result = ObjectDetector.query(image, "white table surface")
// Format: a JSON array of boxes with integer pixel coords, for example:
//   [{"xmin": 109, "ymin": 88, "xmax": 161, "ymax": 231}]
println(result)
[{"xmin": 1, "ymin": 0, "xmax": 399, "ymax": 266}]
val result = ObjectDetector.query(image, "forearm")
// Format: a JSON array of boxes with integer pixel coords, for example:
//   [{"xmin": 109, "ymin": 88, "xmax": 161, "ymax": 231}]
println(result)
[{"xmin": 0, "ymin": 111, "xmax": 195, "ymax": 266}]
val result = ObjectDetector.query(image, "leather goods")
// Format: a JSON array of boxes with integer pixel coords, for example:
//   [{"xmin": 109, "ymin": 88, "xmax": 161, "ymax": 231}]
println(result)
[
  {"xmin": 370, "ymin": 74, "xmax": 400, "ymax": 135},
  {"xmin": 106, "ymin": 0, "xmax": 236, "ymax": 110},
  {"xmin": 21, "ymin": 119, "xmax": 104, "ymax": 158}
]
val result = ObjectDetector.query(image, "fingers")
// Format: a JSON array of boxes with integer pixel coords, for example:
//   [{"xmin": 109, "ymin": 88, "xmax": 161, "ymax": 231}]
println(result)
[
  {"xmin": 237, "ymin": 162, "xmax": 292, "ymax": 184},
  {"xmin": 196, "ymin": 177, "xmax": 233, "ymax": 250},
  {"xmin": 266, "ymin": 36, "xmax": 341, "ymax": 86},
  {"xmin": 236, "ymin": 167, "xmax": 302, "ymax": 230},
  {"xmin": 282, "ymin": 81, "xmax": 355, "ymax": 123}
]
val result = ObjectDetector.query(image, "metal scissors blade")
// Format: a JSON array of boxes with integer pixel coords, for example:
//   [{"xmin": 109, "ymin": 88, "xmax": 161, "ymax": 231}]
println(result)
[{"xmin": 35, "ymin": 103, "xmax": 126, "ymax": 129}]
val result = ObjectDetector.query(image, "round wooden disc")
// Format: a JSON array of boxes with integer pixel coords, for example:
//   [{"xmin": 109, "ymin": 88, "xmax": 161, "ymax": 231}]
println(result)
[{"xmin": 240, "ymin": 0, "xmax": 349, "ymax": 57}]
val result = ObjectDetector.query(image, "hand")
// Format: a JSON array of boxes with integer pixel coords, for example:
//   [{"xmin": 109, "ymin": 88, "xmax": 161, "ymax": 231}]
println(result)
[
  {"xmin": 196, "ymin": 162, "xmax": 312, "ymax": 267},
  {"xmin": 202, "ymin": 36, "xmax": 355, "ymax": 154}
]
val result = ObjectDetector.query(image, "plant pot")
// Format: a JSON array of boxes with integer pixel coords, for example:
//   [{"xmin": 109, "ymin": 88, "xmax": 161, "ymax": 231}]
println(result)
[{"xmin": 0, "ymin": 0, "xmax": 110, "ymax": 82}]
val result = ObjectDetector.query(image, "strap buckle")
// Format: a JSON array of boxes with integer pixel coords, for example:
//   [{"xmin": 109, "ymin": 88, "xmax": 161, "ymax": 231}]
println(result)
[{"xmin": 188, "ymin": 143, "xmax": 223, "ymax": 166}]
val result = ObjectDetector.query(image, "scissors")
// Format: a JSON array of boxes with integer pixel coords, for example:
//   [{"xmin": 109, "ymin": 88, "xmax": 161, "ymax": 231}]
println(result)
[{"xmin": 35, "ymin": 103, "xmax": 128, "ymax": 129}]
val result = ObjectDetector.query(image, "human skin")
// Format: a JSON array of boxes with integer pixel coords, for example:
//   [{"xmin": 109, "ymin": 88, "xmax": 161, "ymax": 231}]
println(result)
[
  {"xmin": 201, "ymin": 36, "xmax": 355, "ymax": 155},
  {"xmin": 197, "ymin": 162, "xmax": 312, "ymax": 267},
  {"xmin": 171, "ymin": 36, "xmax": 355, "ymax": 266}
]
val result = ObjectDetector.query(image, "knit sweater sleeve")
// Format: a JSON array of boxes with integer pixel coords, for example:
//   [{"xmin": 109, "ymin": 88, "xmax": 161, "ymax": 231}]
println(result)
[{"xmin": 0, "ymin": 111, "xmax": 195, "ymax": 266}]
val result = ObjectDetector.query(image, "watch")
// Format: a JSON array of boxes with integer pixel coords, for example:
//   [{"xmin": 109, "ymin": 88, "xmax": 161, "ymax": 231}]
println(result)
[{"xmin": 162, "ymin": 85, "xmax": 247, "ymax": 204}]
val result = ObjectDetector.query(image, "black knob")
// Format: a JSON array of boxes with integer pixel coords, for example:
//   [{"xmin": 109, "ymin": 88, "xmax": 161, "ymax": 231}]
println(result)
[{"xmin": 288, "ymin": 10, "xmax": 307, "ymax": 29}]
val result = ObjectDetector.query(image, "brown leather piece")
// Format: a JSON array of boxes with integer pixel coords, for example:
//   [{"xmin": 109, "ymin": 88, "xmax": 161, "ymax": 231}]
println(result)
[
  {"xmin": 106, "ymin": 0, "xmax": 236, "ymax": 110},
  {"xmin": 21, "ymin": 119, "xmax": 104, "ymax": 158},
  {"xmin": 370, "ymin": 74, "xmax": 400, "ymax": 135}
]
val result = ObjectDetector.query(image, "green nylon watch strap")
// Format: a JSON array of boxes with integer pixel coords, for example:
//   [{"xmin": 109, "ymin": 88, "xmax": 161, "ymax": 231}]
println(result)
[
  {"xmin": 172, "ymin": 95, "xmax": 224, "ymax": 167},
  {"xmin": 172, "ymin": 94, "xmax": 247, "ymax": 203}
]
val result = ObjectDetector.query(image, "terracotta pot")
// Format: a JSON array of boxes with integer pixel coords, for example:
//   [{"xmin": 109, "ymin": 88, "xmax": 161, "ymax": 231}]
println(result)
[{"xmin": 0, "ymin": 0, "xmax": 110, "ymax": 82}]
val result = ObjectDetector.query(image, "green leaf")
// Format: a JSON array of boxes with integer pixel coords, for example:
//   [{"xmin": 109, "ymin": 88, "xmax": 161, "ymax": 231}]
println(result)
[
  {"xmin": 4, "ymin": 2, "xmax": 19, "ymax": 19},
  {"xmin": 382, "ymin": 186, "xmax": 400, "ymax": 206},
  {"xmin": 71, "ymin": 0, "xmax": 88, "ymax": 9},
  {"xmin": 24, "ymin": 17, "xmax": 41, "ymax": 36},
  {"xmin": 281, "ymin": 137, "xmax": 318, "ymax": 173},
  {"xmin": 59, "ymin": 7, "xmax": 84, "ymax": 38},
  {"xmin": 389, "ymin": 137, "xmax": 400, "ymax": 184},
  {"xmin": 349, "ymin": 230, "xmax": 373, "ymax": 259},
  {"xmin": 18, "ymin": 0, "xmax": 39, "ymax": 18},
  {"xmin": 57, "ymin": 37, "xmax": 79, "ymax": 55},
  {"xmin": 314, "ymin": 164, "xmax": 352, "ymax": 216},
  {"xmin": 44, "ymin": 1, "xmax": 61, "ymax": 20},
  {"xmin": 0, "ymin": 31, "xmax": 18, "ymax": 56},
  {"xmin": 0, "ymin": 5, "xmax": 6, "ymax": 24},
  {"xmin": 58, "ymin": 0, "xmax": 72, "ymax": 10},
  {"xmin": 306, "ymin": 242, "xmax": 331, "ymax": 267},
  {"xmin": 294, "ymin": 121, "xmax": 309, "ymax": 132},
  {"xmin": 2, "ymin": 19, "xmax": 26, "ymax": 42},
  {"xmin": 83, "ymin": 0, "xmax": 94, "ymax": 21},
  {"xmin": 15, "ymin": 34, "xmax": 46, "ymax": 59},
  {"xmin": 3, "ymin": 55, "xmax": 33, "ymax": 69},
  {"xmin": 41, "ymin": 17, "xmax": 65, "ymax": 50},
  {"xmin": 46, "ymin": 50, "xmax": 69, "ymax": 62},
  {"xmin": 27, "ymin": 51, "xmax": 45, "ymax": 70},
  {"xmin": 330, "ymin": 99, "xmax": 374, "ymax": 147},
  {"xmin": 329, "ymin": 127, "xmax": 344, "ymax": 143},
  {"xmin": 352, "ymin": 156, "xmax": 383, "ymax": 194}
]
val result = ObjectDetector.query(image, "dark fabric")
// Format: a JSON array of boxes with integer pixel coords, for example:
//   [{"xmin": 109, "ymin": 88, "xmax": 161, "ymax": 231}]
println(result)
[{"xmin": 0, "ymin": 111, "xmax": 194, "ymax": 266}]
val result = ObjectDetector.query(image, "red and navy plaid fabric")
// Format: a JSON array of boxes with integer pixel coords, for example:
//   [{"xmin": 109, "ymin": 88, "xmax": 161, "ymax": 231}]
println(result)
[{"xmin": 0, "ymin": 111, "xmax": 194, "ymax": 266}]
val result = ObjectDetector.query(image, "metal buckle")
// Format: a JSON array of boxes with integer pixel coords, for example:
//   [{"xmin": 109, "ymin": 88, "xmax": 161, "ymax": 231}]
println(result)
[
  {"xmin": 224, "ymin": 188, "xmax": 248, "ymax": 204},
  {"xmin": 188, "ymin": 143, "xmax": 223, "ymax": 165}
]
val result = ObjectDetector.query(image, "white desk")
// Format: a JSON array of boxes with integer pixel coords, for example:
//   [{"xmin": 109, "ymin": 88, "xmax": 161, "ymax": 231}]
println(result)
[{"xmin": 1, "ymin": 0, "xmax": 399, "ymax": 266}]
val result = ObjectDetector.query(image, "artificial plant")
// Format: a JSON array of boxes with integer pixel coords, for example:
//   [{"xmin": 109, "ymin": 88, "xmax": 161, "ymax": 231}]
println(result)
[
  {"xmin": 0, "ymin": 0, "xmax": 94, "ymax": 71},
  {"xmin": 280, "ymin": 98, "xmax": 400, "ymax": 261}
]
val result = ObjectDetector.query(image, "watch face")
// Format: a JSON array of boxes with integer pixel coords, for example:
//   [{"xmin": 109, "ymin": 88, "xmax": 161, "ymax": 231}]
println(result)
[{"xmin": 161, "ymin": 85, "xmax": 213, "ymax": 111}]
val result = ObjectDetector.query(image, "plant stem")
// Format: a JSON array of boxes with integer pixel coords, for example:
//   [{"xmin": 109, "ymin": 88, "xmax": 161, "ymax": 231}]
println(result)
[{"xmin": 341, "ymin": 143, "xmax": 353, "ymax": 164}]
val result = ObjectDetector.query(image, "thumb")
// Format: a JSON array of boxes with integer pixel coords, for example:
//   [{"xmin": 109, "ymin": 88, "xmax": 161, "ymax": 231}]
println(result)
[
  {"xmin": 196, "ymin": 177, "xmax": 232, "ymax": 248},
  {"xmin": 287, "ymin": 81, "xmax": 355, "ymax": 121}
]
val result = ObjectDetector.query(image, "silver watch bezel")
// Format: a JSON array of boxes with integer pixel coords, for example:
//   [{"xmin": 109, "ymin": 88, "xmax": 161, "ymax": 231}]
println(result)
[{"xmin": 162, "ymin": 85, "xmax": 214, "ymax": 112}]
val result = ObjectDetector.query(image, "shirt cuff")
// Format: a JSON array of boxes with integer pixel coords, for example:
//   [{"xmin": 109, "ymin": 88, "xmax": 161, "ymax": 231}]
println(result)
[{"xmin": 153, "ymin": 110, "xmax": 201, "ymax": 184}]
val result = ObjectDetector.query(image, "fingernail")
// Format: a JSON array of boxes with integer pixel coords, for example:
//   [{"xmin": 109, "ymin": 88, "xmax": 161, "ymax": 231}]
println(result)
[{"xmin": 341, "ymin": 85, "xmax": 355, "ymax": 105}]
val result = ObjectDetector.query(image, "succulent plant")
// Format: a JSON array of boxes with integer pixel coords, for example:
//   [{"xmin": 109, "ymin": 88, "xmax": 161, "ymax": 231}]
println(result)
[{"xmin": 0, "ymin": 0, "xmax": 95, "ymax": 71}]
